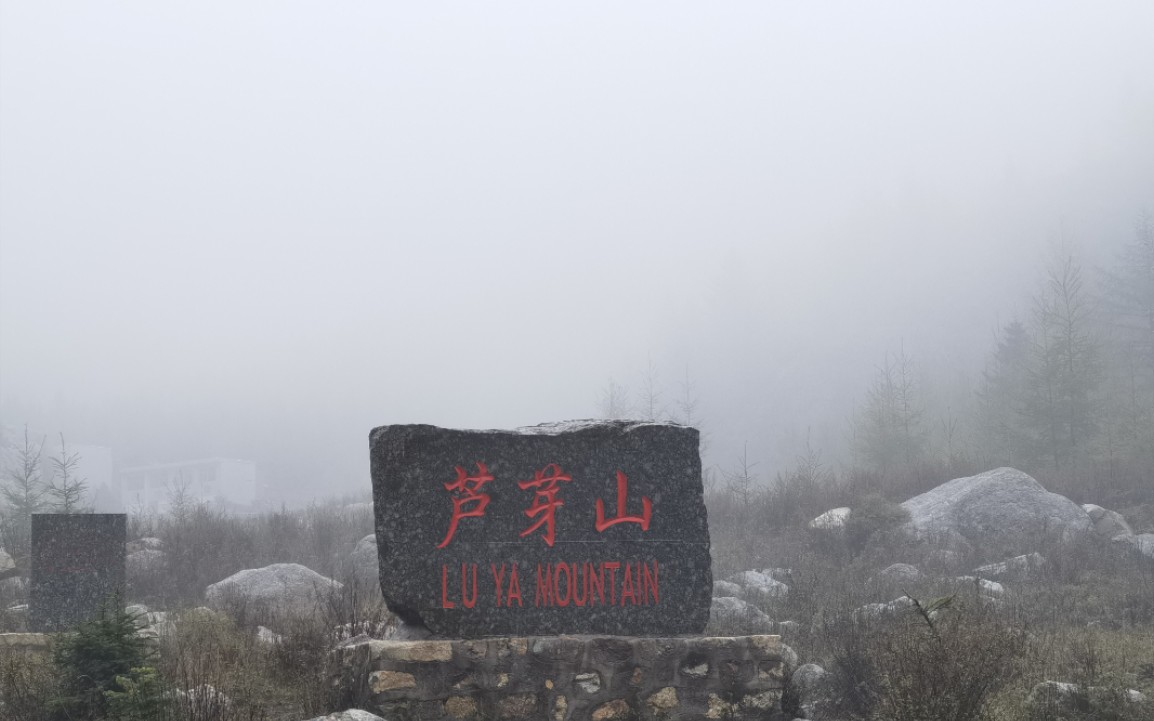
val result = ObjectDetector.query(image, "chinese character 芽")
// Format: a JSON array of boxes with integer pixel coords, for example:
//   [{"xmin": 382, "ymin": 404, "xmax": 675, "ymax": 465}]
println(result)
[
  {"xmin": 595, "ymin": 470, "xmax": 652, "ymax": 532},
  {"xmin": 436, "ymin": 462, "xmax": 495, "ymax": 549},
  {"xmin": 518, "ymin": 463, "xmax": 572, "ymax": 547}
]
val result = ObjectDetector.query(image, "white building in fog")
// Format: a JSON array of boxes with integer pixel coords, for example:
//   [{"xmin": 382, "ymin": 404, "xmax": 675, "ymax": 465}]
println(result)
[{"xmin": 119, "ymin": 458, "xmax": 257, "ymax": 511}]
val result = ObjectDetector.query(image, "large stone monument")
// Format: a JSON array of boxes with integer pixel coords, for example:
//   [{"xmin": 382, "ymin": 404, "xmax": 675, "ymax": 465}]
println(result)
[
  {"xmin": 347, "ymin": 420, "xmax": 790, "ymax": 720},
  {"xmin": 30, "ymin": 513, "xmax": 126, "ymax": 632},
  {"xmin": 370, "ymin": 420, "xmax": 712, "ymax": 637}
]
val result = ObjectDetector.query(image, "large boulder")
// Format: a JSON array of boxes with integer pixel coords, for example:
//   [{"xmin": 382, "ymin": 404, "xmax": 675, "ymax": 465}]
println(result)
[
  {"xmin": 901, "ymin": 467, "xmax": 1092, "ymax": 554},
  {"xmin": 707, "ymin": 596, "xmax": 773, "ymax": 634},
  {"xmin": 127, "ymin": 549, "xmax": 166, "ymax": 577},
  {"xmin": 1082, "ymin": 504, "xmax": 1133, "ymax": 539},
  {"xmin": 350, "ymin": 534, "xmax": 380, "ymax": 589},
  {"xmin": 206, "ymin": 563, "xmax": 342, "ymax": 617},
  {"xmin": 808, "ymin": 507, "xmax": 850, "ymax": 532}
]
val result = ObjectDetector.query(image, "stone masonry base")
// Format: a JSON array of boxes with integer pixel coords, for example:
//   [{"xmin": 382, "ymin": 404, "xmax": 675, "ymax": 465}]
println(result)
[{"xmin": 332, "ymin": 634, "xmax": 788, "ymax": 721}]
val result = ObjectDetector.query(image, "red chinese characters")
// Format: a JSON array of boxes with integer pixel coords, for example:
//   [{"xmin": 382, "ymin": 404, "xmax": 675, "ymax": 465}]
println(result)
[
  {"xmin": 595, "ymin": 471, "xmax": 652, "ymax": 532},
  {"xmin": 436, "ymin": 462, "xmax": 495, "ymax": 549},
  {"xmin": 436, "ymin": 463, "xmax": 653, "ymax": 548},
  {"xmin": 518, "ymin": 464, "xmax": 572, "ymax": 547}
]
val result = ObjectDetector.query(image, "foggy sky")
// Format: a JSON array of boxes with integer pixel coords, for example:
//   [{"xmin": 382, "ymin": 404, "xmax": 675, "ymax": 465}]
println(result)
[{"xmin": 2, "ymin": 2, "xmax": 1153, "ymax": 502}]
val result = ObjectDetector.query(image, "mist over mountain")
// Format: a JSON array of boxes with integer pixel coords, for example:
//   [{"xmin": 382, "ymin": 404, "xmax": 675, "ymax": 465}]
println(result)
[{"xmin": 2, "ymin": 2, "xmax": 1152, "ymax": 505}]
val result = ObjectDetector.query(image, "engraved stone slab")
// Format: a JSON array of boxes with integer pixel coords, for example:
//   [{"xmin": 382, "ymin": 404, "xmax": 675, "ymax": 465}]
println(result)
[
  {"xmin": 30, "ymin": 513, "xmax": 126, "ymax": 632},
  {"xmin": 369, "ymin": 421, "xmax": 712, "ymax": 637}
]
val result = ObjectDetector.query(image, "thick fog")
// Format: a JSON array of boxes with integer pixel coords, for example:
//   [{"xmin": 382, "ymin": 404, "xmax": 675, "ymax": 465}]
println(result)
[{"xmin": 2, "ymin": 2, "xmax": 1152, "ymax": 504}]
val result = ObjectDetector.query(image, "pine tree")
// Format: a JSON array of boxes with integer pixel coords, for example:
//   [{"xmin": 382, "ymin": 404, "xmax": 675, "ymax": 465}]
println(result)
[
  {"xmin": 46, "ymin": 433, "xmax": 88, "ymax": 513},
  {"xmin": 1098, "ymin": 213, "xmax": 1154, "ymax": 483},
  {"xmin": 855, "ymin": 346, "xmax": 927, "ymax": 472},
  {"xmin": 0, "ymin": 426, "xmax": 48, "ymax": 570},
  {"xmin": 1022, "ymin": 253, "xmax": 1100, "ymax": 475},
  {"xmin": 974, "ymin": 320, "xmax": 1031, "ymax": 467},
  {"xmin": 599, "ymin": 377, "xmax": 633, "ymax": 420}
]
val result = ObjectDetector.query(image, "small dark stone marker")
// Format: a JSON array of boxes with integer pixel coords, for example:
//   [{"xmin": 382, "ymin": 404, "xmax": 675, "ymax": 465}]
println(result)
[
  {"xmin": 370, "ymin": 420, "xmax": 712, "ymax": 637},
  {"xmin": 30, "ymin": 513, "xmax": 126, "ymax": 632}
]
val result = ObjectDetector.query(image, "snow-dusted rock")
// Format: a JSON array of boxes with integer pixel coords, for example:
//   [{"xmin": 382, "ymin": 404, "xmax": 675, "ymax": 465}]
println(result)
[
  {"xmin": 974, "ymin": 552, "xmax": 1046, "ymax": 581},
  {"xmin": 901, "ymin": 467, "xmax": 1091, "ymax": 553},
  {"xmin": 1119, "ymin": 533, "xmax": 1154, "ymax": 559},
  {"xmin": 874, "ymin": 563, "xmax": 921, "ymax": 585},
  {"xmin": 305, "ymin": 712, "xmax": 386, "ymax": 721},
  {"xmin": 855, "ymin": 595, "xmax": 914, "ymax": 621},
  {"xmin": 206, "ymin": 563, "xmax": 342, "ymax": 616},
  {"xmin": 712, "ymin": 580, "xmax": 742, "ymax": 597},
  {"xmin": 1082, "ymin": 504, "xmax": 1134, "ymax": 539},
  {"xmin": 0, "ymin": 548, "xmax": 16, "ymax": 579},
  {"xmin": 708, "ymin": 596, "xmax": 773, "ymax": 633},
  {"xmin": 1027, "ymin": 680, "xmax": 1148, "ymax": 713},
  {"xmin": 126, "ymin": 604, "xmax": 173, "ymax": 639},
  {"xmin": 256, "ymin": 625, "xmax": 282, "ymax": 644},
  {"xmin": 808, "ymin": 507, "xmax": 851, "ymax": 531},
  {"xmin": 383, "ymin": 621, "xmax": 433, "ymax": 641},
  {"xmin": 727, "ymin": 570, "xmax": 789, "ymax": 600},
  {"xmin": 954, "ymin": 576, "xmax": 1005, "ymax": 597},
  {"xmin": 127, "ymin": 537, "xmax": 163, "ymax": 554},
  {"xmin": 139, "ymin": 613, "xmax": 174, "ymax": 640},
  {"xmin": 776, "ymin": 620, "xmax": 800, "ymax": 634},
  {"xmin": 1027, "ymin": 680, "xmax": 1081, "ymax": 708},
  {"xmin": 127, "ymin": 549, "xmax": 166, "ymax": 576},
  {"xmin": 350, "ymin": 534, "xmax": 379, "ymax": 588},
  {"xmin": 176, "ymin": 685, "xmax": 230, "ymax": 713}
]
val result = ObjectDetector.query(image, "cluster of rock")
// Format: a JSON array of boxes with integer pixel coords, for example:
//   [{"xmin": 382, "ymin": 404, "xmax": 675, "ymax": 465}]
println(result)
[
  {"xmin": 1081, "ymin": 503, "xmax": 1154, "ymax": 558},
  {"xmin": 806, "ymin": 467, "xmax": 1153, "ymax": 561},
  {"xmin": 126, "ymin": 602, "xmax": 174, "ymax": 640},
  {"xmin": 708, "ymin": 568, "xmax": 792, "ymax": 634}
]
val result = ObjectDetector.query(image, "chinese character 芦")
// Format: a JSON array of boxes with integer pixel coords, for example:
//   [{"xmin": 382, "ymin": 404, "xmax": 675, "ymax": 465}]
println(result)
[{"xmin": 436, "ymin": 462, "xmax": 495, "ymax": 549}]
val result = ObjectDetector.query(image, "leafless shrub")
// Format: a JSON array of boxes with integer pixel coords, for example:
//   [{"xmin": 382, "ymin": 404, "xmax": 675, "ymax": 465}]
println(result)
[
  {"xmin": 0, "ymin": 648, "xmax": 55, "ymax": 721},
  {"xmin": 826, "ymin": 596, "xmax": 1028, "ymax": 721}
]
